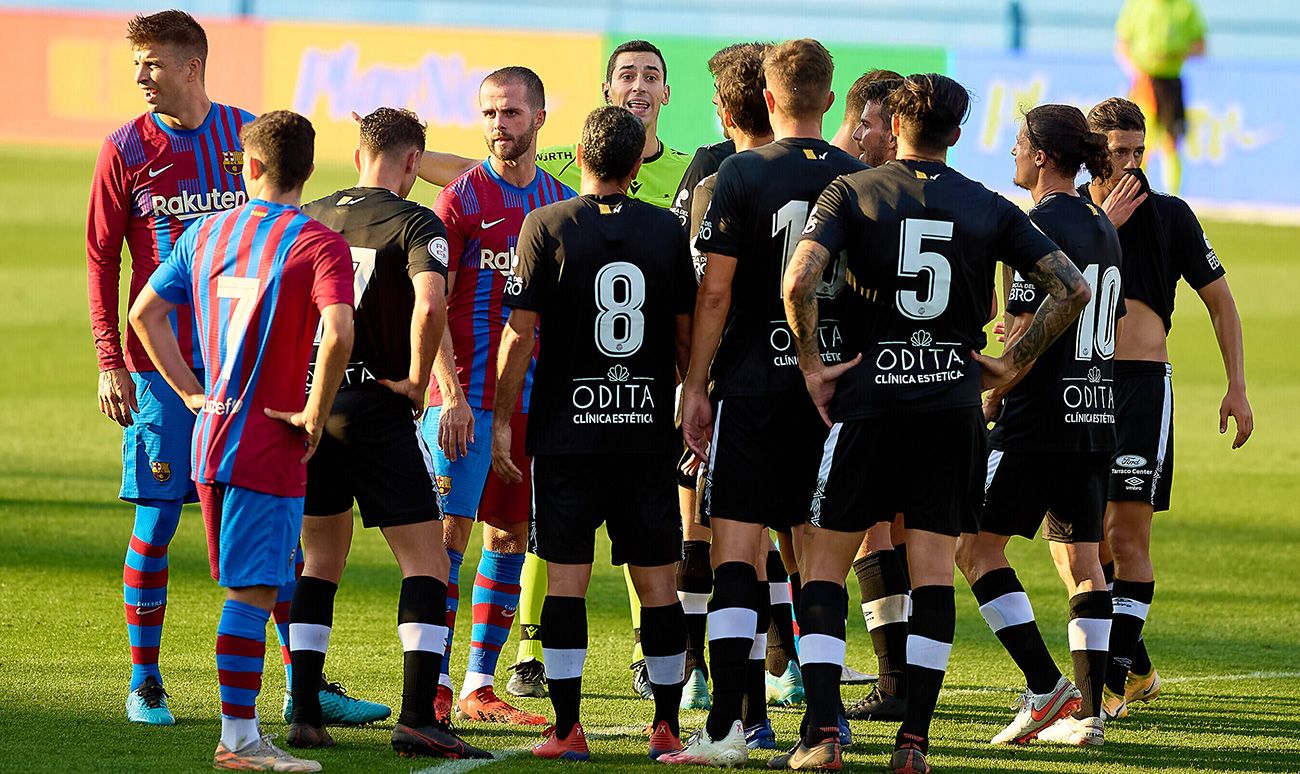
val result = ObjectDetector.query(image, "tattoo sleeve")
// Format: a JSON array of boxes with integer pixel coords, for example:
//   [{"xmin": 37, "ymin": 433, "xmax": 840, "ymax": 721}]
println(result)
[
  {"xmin": 1002, "ymin": 249, "xmax": 1091, "ymax": 370},
  {"xmin": 783, "ymin": 240, "xmax": 832, "ymax": 369}
]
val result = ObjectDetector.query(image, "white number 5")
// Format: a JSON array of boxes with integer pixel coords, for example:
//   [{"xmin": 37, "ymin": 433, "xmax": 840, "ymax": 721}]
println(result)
[{"xmin": 896, "ymin": 218, "xmax": 953, "ymax": 320}]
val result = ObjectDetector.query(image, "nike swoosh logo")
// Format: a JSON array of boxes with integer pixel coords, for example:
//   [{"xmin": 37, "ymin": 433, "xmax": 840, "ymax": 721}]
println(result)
[
  {"xmin": 1030, "ymin": 684, "xmax": 1071, "ymax": 722},
  {"xmin": 481, "ymin": 217, "xmax": 506, "ymax": 229},
  {"xmin": 147, "ymin": 164, "xmax": 174, "ymax": 178}
]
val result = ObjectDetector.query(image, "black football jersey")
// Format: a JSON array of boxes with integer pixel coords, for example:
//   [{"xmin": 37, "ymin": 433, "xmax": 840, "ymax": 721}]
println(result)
[
  {"xmin": 991, "ymin": 193, "xmax": 1126, "ymax": 453},
  {"xmin": 801, "ymin": 159, "xmax": 1060, "ymax": 420},
  {"xmin": 694, "ymin": 137, "xmax": 867, "ymax": 398},
  {"xmin": 1078, "ymin": 170, "xmax": 1224, "ymax": 332},
  {"xmin": 303, "ymin": 187, "xmax": 448, "ymax": 389},
  {"xmin": 672, "ymin": 140, "xmax": 735, "ymax": 230},
  {"xmin": 505, "ymin": 194, "xmax": 696, "ymax": 456}
]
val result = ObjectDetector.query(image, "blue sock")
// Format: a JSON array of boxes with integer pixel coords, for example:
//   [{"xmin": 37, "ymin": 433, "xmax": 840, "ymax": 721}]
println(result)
[
  {"xmin": 464, "ymin": 550, "xmax": 526, "ymax": 692},
  {"xmin": 216, "ymin": 599, "xmax": 271, "ymax": 749},
  {"xmin": 442, "ymin": 549, "xmax": 464, "ymax": 685},
  {"xmin": 272, "ymin": 544, "xmax": 302, "ymax": 686},
  {"xmin": 124, "ymin": 498, "xmax": 182, "ymax": 691}
]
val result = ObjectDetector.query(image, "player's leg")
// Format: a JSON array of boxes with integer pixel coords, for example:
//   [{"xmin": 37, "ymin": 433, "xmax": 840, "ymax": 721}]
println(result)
[
  {"xmin": 1040, "ymin": 538, "xmax": 1110, "ymax": 746},
  {"xmin": 508, "ymin": 553, "xmax": 549, "ymax": 697},
  {"xmin": 204, "ymin": 485, "xmax": 320, "ymax": 771},
  {"xmin": 742, "ymin": 538, "xmax": 773, "ymax": 748},
  {"xmin": 624, "ymin": 565, "xmax": 650, "ymax": 697},
  {"xmin": 847, "ymin": 521, "xmax": 908, "ymax": 721},
  {"xmin": 704, "ymin": 518, "xmax": 766, "ymax": 743},
  {"xmin": 678, "ymin": 482, "xmax": 713, "ymax": 710},
  {"xmin": 629, "ymin": 561, "xmax": 688, "ymax": 758},
  {"xmin": 119, "ymin": 370, "xmax": 192, "ymax": 725},
  {"xmin": 437, "ymin": 515, "xmax": 472, "ymax": 720},
  {"xmin": 1102, "ymin": 499, "xmax": 1155, "ymax": 716},
  {"xmin": 286, "ymin": 511, "xmax": 351, "ymax": 745},
  {"xmin": 270, "ymin": 546, "xmax": 302, "ymax": 695}
]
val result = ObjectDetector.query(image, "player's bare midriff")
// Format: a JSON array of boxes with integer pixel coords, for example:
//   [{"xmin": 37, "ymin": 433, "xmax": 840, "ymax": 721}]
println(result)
[{"xmin": 1114, "ymin": 298, "xmax": 1169, "ymax": 362}]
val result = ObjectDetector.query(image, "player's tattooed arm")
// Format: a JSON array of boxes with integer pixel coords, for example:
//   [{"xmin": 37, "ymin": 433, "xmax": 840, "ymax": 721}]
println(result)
[
  {"xmin": 784, "ymin": 240, "xmax": 862, "ymax": 428},
  {"xmin": 977, "ymin": 250, "xmax": 1090, "ymax": 391},
  {"xmin": 491, "ymin": 310, "xmax": 536, "ymax": 483}
]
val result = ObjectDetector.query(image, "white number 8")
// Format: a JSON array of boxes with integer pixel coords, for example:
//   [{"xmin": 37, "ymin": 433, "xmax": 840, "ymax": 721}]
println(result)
[{"xmin": 594, "ymin": 261, "xmax": 646, "ymax": 358}]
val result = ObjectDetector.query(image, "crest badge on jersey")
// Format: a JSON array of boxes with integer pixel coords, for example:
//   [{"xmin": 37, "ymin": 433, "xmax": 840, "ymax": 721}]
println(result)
[
  {"xmin": 222, "ymin": 150, "xmax": 245, "ymax": 176},
  {"xmin": 150, "ymin": 461, "xmax": 172, "ymax": 482}
]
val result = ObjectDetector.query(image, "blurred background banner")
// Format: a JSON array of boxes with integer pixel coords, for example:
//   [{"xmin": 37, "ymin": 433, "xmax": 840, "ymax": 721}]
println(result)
[{"xmin": 951, "ymin": 48, "xmax": 1300, "ymax": 218}]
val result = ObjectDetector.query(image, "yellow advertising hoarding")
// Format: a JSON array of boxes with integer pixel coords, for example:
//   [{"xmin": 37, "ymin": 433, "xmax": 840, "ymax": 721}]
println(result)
[{"xmin": 264, "ymin": 21, "xmax": 605, "ymax": 162}]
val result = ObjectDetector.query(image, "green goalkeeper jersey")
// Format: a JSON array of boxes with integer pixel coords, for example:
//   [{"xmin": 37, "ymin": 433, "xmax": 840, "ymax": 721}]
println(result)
[{"xmin": 536, "ymin": 141, "xmax": 690, "ymax": 209}]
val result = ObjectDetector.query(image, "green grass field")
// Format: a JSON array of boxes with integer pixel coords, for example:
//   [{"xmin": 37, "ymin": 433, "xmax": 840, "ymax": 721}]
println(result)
[{"xmin": 1, "ymin": 144, "xmax": 1298, "ymax": 773}]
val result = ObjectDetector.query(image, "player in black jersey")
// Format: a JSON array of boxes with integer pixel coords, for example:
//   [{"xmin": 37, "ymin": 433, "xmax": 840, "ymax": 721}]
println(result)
[
  {"xmin": 788, "ymin": 74, "xmax": 1092, "ymax": 773},
  {"xmin": 955, "ymin": 104, "xmax": 1124, "ymax": 748},
  {"xmin": 493, "ymin": 106, "xmax": 696, "ymax": 763},
  {"xmin": 289, "ymin": 109, "xmax": 490, "ymax": 760},
  {"xmin": 830, "ymin": 69, "xmax": 900, "ymax": 158},
  {"xmin": 666, "ymin": 39, "xmax": 867, "ymax": 769},
  {"xmin": 1079, "ymin": 97, "xmax": 1253, "ymax": 721}
]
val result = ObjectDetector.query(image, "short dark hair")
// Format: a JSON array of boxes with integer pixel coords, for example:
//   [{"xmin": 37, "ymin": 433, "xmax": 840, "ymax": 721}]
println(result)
[
  {"xmin": 1087, "ymin": 97, "xmax": 1146, "ymax": 134},
  {"xmin": 845, "ymin": 68, "xmax": 903, "ymax": 120},
  {"xmin": 240, "ymin": 110, "xmax": 315, "ymax": 191},
  {"xmin": 763, "ymin": 39, "xmax": 834, "ymax": 120},
  {"xmin": 715, "ymin": 44, "xmax": 772, "ymax": 137},
  {"xmin": 359, "ymin": 107, "xmax": 426, "ymax": 157},
  {"xmin": 126, "ymin": 9, "xmax": 208, "ymax": 62},
  {"xmin": 1025, "ymin": 104, "xmax": 1112, "ymax": 180},
  {"xmin": 606, "ymin": 40, "xmax": 667, "ymax": 84},
  {"xmin": 707, "ymin": 41, "xmax": 768, "ymax": 79},
  {"xmin": 580, "ymin": 106, "xmax": 645, "ymax": 182},
  {"xmin": 482, "ymin": 66, "xmax": 546, "ymax": 110},
  {"xmin": 888, "ymin": 73, "xmax": 971, "ymax": 152}
]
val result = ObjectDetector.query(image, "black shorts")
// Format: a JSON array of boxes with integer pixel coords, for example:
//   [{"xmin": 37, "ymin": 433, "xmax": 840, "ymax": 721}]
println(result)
[
  {"xmin": 305, "ymin": 385, "xmax": 442, "ymax": 528},
  {"xmin": 702, "ymin": 394, "xmax": 827, "ymax": 530},
  {"xmin": 1109, "ymin": 361, "xmax": 1173, "ymax": 512},
  {"xmin": 1151, "ymin": 76, "xmax": 1187, "ymax": 139},
  {"xmin": 812, "ymin": 407, "xmax": 985, "ymax": 537},
  {"xmin": 982, "ymin": 450, "xmax": 1109, "ymax": 543},
  {"xmin": 530, "ymin": 453, "xmax": 682, "ymax": 567}
]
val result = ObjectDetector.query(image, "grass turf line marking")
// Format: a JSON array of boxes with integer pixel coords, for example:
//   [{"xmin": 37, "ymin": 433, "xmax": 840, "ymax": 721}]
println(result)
[{"xmin": 410, "ymin": 725, "xmax": 647, "ymax": 773}]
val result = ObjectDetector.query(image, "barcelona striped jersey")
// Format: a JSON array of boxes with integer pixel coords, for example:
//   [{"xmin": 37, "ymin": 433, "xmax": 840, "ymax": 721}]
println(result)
[
  {"xmin": 428, "ymin": 159, "xmax": 576, "ymax": 412},
  {"xmin": 149, "ymin": 200, "xmax": 354, "ymax": 497},
  {"xmin": 88, "ymin": 104, "xmax": 254, "ymax": 373}
]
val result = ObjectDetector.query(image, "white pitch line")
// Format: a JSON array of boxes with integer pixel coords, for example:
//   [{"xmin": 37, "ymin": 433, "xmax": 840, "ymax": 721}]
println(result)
[{"xmin": 410, "ymin": 725, "xmax": 648, "ymax": 774}]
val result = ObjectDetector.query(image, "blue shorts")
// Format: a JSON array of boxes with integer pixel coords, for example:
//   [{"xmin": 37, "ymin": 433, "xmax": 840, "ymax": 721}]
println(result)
[
  {"xmin": 197, "ymin": 483, "xmax": 304, "ymax": 588},
  {"xmin": 421, "ymin": 406, "xmax": 531, "ymax": 528},
  {"xmin": 120, "ymin": 370, "xmax": 200, "ymax": 504}
]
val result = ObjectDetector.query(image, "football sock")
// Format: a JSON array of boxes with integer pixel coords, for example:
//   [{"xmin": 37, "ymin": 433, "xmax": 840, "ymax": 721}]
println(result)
[
  {"xmin": 396, "ymin": 575, "xmax": 448, "ymax": 727},
  {"xmin": 1106, "ymin": 579, "xmax": 1155, "ymax": 694},
  {"xmin": 797, "ymin": 580, "xmax": 847, "ymax": 746},
  {"xmin": 898, "ymin": 585, "xmax": 955, "ymax": 753},
  {"xmin": 641, "ymin": 602, "xmax": 687, "ymax": 736},
  {"xmin": 788, "ymin": 571, "xmax": 802, "ymax": 627},
  {"xmin": 461, "ymin": 549, "xmax": 524, "ymax": 698},
  {"xmin": 440, "ymin": 548, "xmax": 463, "ymax": 689},
  {"xmin": 287, "ymin": 575, "xmax": 337, "ymax": 726},
  {"xmin": 854, "ymin": 550, "xmax": 909, "ymax": 698},
  {"xmin": 217, "ymin": 599, "xmax": 270, "ymax": 751},
  {"xmin": 123, "ymin": 498, "xmax": 181, "ymax": 691},
  {"xmin": 971, "ymin": 567, "xmax": 1060, "ymax": 694},
  {"xmin": 515, "ymin": 553, "xmax": 547, "ymax": 664},
  {"xmin": 705, "ymin": 561, "xmax": 758, "ymax": 740},
  {"xmin": 1103, "ymin": 560, "xmax": 1152, "ymax": 675},
  {"xmin": 1068, "ymin": 591, "xmax": 1112, "ymax": 718},
  {"xmin": 624, "ymin": 565, "xmax": 644, "ymax": 664},
  {"xmin": 677, "ymin": 539, "xmax": 712, "ymax": 677},
  {"xmin": 765, "ymin": 548, "xmax": 797, "ymax": 677},
  {"xmin": 743, "ymin": 581, "xmax": 770, "ymax": 729},
  {"xmin": 271, "ymin": 544, "xmax": 302, "ymax": 686},
  {"xmin": 542, "ymin": 596, "xmax": 587, "ymax": 739}
]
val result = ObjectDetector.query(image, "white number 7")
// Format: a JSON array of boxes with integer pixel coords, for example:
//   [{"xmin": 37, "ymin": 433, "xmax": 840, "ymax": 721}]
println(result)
[{"xmin": 215, "ymin": 276, "xmax": 261, "ymax": 381}]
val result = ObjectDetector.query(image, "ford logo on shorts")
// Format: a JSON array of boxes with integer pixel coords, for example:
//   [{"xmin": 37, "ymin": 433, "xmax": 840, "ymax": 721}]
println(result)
[{"xmin": 1116, "ymin": 454, "xmax": 1147, "ymax": 468}]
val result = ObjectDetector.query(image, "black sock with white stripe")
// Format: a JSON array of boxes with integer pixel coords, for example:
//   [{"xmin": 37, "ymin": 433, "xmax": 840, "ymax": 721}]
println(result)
[
  {"xmin": 396, "ymin": 575, "xmax": 448, "ymax": 727},
  {"xmin": 542, "ymin": 595, "xmax": 587, "ymax": 739},
  {"xmin": 971, "ymin": 567, "xmax": 1060, "ymax": 694},
  {"xmin": 798, "ymin": 580, "xmax": 847, "ymax": 746},
  {"xmin": 641, "ymin": 602, "xmax": 687, "ymax": 736},
  {"xmin": 1103, "ymin": 562, "xmax": 1152, "ymax": 675},
  {"xmin": 743, "ymin": 580, "xmax": 770, "ymax": 729},
  {"xmin": 288, "ymin": 576, "xmax": 337, "ymax": 727},
  {"xmin": 898, "ymin": 585, "xmax": 955, "ymax": 752},
  {"xmin": 1068, "ymin": 591, "xmax": 1112, "ymax": 718},
  {"xmin": 1106, "ymin": 579, "xmax": 1154, "ymax": 694},
  {"xmin": 765, "ymin": 549, "xmax": 796, "ymax": 677},
  {"xmin": 677, "ymin": 540, "xmax": 712, "ymax": 678},
  {"xmin": 705, "ymin": 561, "xmax": 757, "ymax": 740},
  {"xmin": 853, "ymin": 550, "xmax": 909, "ymax": 698}
]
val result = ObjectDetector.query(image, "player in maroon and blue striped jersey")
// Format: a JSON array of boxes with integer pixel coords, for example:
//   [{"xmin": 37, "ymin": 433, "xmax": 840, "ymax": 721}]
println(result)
[
  {"xmin": 86, "ymin": 11, "xmax": 254, "ymax": 726},
  {"xmin": 421, "ymin": 67, "xmax": 576, "ymax": 726},
  {"xmin": 131, "ymin": 110, "xmax": 353, "ymax": 773}
]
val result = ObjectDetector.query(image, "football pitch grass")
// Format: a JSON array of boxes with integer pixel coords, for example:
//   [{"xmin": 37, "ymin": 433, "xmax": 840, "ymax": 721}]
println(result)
[{"xmin": 1, "ymin": 144, "xmax": 1297, "ymax": 773}]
